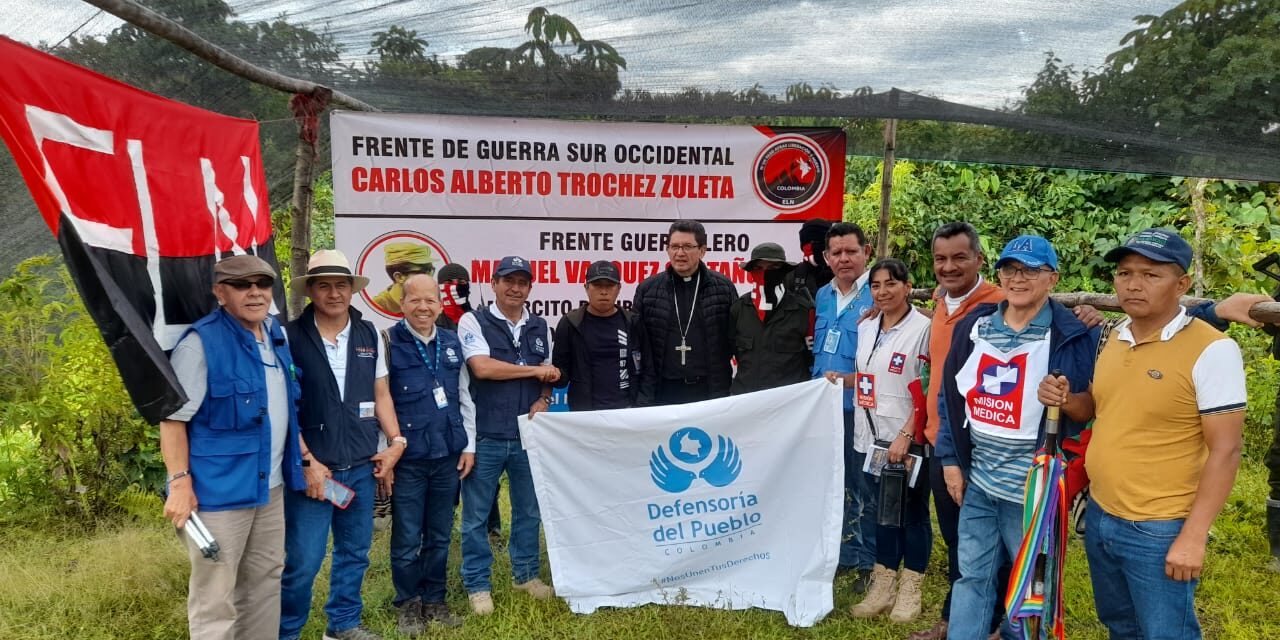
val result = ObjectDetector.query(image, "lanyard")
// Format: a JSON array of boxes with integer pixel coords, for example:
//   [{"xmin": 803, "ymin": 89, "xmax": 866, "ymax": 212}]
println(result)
[
  {"xmin": 866, "ymin": 310, "xmax": 909, "ymax": 368},
  {"xmin": 402, "ymin": 320, "xmax": 441, "ymax": 375}
]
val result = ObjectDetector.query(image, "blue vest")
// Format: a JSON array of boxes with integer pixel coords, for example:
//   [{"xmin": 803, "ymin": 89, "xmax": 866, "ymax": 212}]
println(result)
[
  {"xmin": 386, "ymin": 322, "xmax": 467, "ymax": 460},
  {"xmin": 185, "ymin": 308, "xmax": 305, "ymax": 511},
  {"xmin": 811, "ymin": 279, "xmax": 874, "ymax": 411},
  {"xmin": 469, "ymin": 307, "xmax": 549, "ymax": 440},
  {"xmin": 286, "ymin": 306, "xmax": 380, "ymax": 469}
]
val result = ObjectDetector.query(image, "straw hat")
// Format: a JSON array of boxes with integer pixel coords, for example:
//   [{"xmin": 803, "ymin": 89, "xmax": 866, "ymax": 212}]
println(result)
[{"xmin": 290, "ymin": 249, "xmax": 370, "ymax": 295}]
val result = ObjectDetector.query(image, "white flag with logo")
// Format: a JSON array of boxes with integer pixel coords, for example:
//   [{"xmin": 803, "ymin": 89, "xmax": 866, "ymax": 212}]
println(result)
[{"xmin": 519, "ymin": 378, "xmax": 844, "ymax": 626}]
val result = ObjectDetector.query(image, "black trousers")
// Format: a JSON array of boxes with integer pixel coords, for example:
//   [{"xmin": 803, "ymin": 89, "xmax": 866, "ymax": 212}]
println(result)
[{"xmin": 656, "ymin": 377, "xmax": 710, "ymax": 405}]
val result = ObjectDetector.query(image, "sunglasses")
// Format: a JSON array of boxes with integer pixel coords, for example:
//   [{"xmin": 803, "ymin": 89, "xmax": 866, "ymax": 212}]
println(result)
[{"xmin": 223, "ymin": 278, "xmax": 274, "ymax": 291}]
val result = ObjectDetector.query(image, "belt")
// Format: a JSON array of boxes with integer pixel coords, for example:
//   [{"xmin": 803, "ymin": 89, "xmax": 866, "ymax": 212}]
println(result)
[
  {"xmin": 323, "ymin": 460, "xmax": 372, "ymax": 473},
  {"xmin": 665, "ymin": 376, "xmax": 707, "ymax": 385}
]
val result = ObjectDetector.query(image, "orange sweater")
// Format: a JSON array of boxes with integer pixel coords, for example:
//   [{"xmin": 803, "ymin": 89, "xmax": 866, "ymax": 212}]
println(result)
[{"xmin": 924, "ymin": 279, "xmax": 1006, "ymax": 444}]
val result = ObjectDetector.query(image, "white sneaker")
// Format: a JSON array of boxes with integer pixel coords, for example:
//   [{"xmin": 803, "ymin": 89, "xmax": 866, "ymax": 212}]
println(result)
[
  {"xmin": 469, "ymin": 591, "xmax": 494, "ymax": 615},
  {"xmin": 513, "ymin": 577, "xmax": 555, "ymax": 600}
]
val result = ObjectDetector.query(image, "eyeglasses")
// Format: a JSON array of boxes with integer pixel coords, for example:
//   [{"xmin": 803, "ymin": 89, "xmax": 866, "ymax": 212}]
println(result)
[
  {"xmin": 668, "ymin": 244, "xmax": 703, "ymax": 254},
  {"xmin": 223, "ymin": 278, "xmax": 273, "ymax": 291},
  {"xmin": 997, "ymin": 265, "xmax": 1052, "ymax": 280}
]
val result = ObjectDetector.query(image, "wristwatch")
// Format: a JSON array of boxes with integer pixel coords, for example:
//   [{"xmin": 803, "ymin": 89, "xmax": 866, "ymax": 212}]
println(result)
[
  {"xmin": 392, "ymin": 435, "xmax": 408, "ymax": 448},
  {"xmin": 539, "ymin": 395, "xmax": 553, "ymax": 405}
]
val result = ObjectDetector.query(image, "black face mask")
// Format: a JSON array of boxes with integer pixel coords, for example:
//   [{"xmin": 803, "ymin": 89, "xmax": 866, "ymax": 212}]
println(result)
[
  {"xmin": 762, "ymin": 268, "xmax": 788, "ymax": 305},
  {"xmin": 454, "ymin": 281, "xmax": 470, "ymax": 300}
]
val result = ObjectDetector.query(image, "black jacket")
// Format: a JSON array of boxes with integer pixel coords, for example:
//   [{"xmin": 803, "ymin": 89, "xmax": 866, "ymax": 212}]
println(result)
[
  {"xmin": 551, "ymin": 306, "xmax": 641, "ymax": 410},
  {"xmin": 728, "ymin": 288, "xmax": 815, "ymax": 394},
  {"xmin": 632, "ymin": 263, "xmax": 737, "ymax": 404},
  {"xmin": 789, "ymin": 260, "xmax": 832, "ymax": 298}
]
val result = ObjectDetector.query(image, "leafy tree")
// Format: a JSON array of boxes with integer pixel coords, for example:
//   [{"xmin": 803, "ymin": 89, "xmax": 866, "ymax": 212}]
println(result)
[
  {"xmin": 367, "ymin": 25, "xmax": 442, "ymax": 78},
  {"xmin": 1022, "ymin": 0, "xmax": 1280, "ymax": 146}
]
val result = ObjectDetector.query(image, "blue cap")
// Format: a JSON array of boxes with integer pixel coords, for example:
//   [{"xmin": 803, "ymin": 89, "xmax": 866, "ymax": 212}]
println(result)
[
  {"xmin": 494, "ymin": 255, "xmax": 533, "ymax": 278},
  {"xmin": 1104, "ymin": 228, "xmax": 1192, "ymax": 271},
  {"xmin": 994, "ymin": 235, "xmax": 1059, "ymax": 271}
]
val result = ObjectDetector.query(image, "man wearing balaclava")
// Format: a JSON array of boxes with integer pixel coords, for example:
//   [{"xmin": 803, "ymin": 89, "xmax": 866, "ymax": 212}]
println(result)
[
  {"xmin": 790, "ymin": 218, "xmax": 834, "ymax": 297},
  {"xmin": 435, "ymin": 263, "xmax": 474, "ymax": 331},
  {"xmin": 728, "ymin": 242, "xmax": 815, "ymax": 394}
]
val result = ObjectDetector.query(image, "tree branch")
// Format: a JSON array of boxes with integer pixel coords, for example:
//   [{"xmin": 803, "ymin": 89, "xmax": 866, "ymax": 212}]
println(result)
[{"xmin": 81, "ymin": 0, "xmax": 378, "ymax": 112}]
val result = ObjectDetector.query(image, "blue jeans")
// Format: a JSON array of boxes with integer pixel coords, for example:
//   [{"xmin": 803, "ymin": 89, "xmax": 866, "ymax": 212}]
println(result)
[
  {"xmin": 845, "ymin": 449, "xmax": 878, "ymax": 571},
  {"xmin": 947, "ymin": 485, "xmax": 1021, "ymax": 640},
  {"xmin": 460, "ymin": 436, "xmax": 542, "ymax": 593},
  {"xmin": 390, "ymin": 454, "xmax": 460, "ymax": 606},
  {"xmin": 840, "ymin": 413, "xmax": 877, "ymax": 570},
  {"xmin": 1085, "ymin": 500, "xmax": 1201, "ymax": 640},
  {"xmin": 279, "ymin": 464, "xmax": 375, "ymax": 639}
]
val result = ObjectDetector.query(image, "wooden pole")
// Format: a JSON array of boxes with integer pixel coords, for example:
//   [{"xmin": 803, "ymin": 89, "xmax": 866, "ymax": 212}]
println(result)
[
  {"xmin": 81, "ymin": 0, "xmax": 378, "ymax": 112},
  {"xmin": 909, "ymin": 288, "xmax": 1280, "ymax": 324},
  {"xmin": 1191, "ymin": 178, "xmax": 1209, "ymax": 297},
  {"xmin": 286, "ymin": 91, "xmax": 329, "ymax": 318},
  {"xmin": 876, "ymin": 118, "xmax": 897, "ymax": 259}
]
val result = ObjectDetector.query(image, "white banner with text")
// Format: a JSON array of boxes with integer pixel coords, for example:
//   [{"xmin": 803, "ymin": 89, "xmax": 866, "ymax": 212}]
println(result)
[
  {"xmin": 518, "ymin": 378, "xmax": 844, "ymax": 626},
  {"xmin": 330, "ymin": 112, "xmax": 844, "ymax": 326}
]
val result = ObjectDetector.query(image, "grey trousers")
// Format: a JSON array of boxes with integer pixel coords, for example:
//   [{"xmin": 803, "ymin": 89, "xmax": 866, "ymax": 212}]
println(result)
[{"xmin": 185, "ymin": 486, "xmax": 285, "ymax": 640}]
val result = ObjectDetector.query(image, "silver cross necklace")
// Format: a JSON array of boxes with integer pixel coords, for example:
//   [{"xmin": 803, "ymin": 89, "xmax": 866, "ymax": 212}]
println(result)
[{"xmin": 673, "ymin": 273, "xmax": 701, "ymax": 366}]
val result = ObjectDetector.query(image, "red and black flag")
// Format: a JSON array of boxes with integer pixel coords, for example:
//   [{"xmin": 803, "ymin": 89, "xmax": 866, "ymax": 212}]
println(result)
[{"xmin": 0, "ymin": 37, "xmax": 284, "ymax": 423}]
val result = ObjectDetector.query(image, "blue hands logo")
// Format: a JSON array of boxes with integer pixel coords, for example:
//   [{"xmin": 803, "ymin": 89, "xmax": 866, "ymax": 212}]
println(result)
[{"xmin": 649, "ymin": 426, "xmax": 742, "ymax": 493}]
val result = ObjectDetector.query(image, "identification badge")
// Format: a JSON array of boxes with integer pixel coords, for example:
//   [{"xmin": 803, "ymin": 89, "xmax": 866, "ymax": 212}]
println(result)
[
  {"xmin": 855, "ymin": 373, "xmax": 876, "ymax": 408},
  {"xmin": 433, "ymin": 385, "xmax": 449, "ymax": 409},
  {"xmin": 358, "ymin": 401, "xmax": 375, "ymax": 419},
  {"xmin": 822, "ymin": 329, "xmax": 841, "ymax": 354}
]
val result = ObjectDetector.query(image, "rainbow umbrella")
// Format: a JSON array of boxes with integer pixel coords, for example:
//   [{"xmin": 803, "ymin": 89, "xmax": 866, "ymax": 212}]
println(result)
[{"xmin": 1005, "ymin": 397, "xmax": 1069, "ymax": 639}]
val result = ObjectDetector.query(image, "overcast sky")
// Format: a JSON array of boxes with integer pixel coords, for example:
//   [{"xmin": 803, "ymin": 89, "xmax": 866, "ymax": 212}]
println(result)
[{"xmin": 3, "ymin": 0, "xmax": 1177, "ymax": 108}]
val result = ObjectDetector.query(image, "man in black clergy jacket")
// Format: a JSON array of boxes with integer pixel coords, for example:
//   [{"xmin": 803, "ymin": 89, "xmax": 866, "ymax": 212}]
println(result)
[{"xmin": 633, "ymin": 219, "xmax": 737, "ymax": 405}]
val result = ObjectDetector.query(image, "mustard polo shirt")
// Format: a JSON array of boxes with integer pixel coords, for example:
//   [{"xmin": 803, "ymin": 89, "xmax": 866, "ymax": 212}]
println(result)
[{"xmin": 1087, "ymin": 307, "xmax": 1245, "ymax": 521}]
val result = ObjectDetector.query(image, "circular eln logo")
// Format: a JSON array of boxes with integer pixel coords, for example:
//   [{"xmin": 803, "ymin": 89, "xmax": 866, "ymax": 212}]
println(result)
[
  {"xmin": 356, "ymin": 230, "xmax": 451, "ymax": 319},
  {"xmin": 752, "ymin": 134, "xmax": 828, "ymax": 211}
]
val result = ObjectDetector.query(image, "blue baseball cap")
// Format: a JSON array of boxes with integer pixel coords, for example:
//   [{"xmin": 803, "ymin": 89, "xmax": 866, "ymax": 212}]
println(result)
[
  {"xmin": 994, "ymin": 235, "xmax": 1059, "ymax": 271},
  {"xmin": 1104, "ymin": 228, "xmax": 1192, "ymax": 271},
  {"xmin": 494, "ymin": 255, "xmax": 533, "ymax": 278}
]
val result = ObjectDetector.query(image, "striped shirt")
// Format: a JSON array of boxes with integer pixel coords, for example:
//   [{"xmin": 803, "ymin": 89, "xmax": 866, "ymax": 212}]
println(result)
[{"xmin": 970, "ymin": 302, "xmax": 1051, "ymax": 504}]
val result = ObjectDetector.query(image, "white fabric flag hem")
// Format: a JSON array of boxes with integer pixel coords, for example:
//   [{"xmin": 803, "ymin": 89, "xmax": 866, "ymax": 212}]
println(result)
[{"xmin": 519, "ymin": 378, "xmax": 844, "ymax": 627}]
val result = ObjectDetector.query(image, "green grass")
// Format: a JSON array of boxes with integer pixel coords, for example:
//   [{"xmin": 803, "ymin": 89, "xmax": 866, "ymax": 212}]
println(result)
[{"xmin": 2, "ymin": 464, "xmax": 1279, "ymax": 639}]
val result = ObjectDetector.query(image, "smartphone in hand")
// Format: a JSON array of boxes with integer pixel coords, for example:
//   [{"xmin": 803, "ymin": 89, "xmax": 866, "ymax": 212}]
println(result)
[{"xmin": 323, "ymin": 477, "xmax": 355, "ymax": 509}]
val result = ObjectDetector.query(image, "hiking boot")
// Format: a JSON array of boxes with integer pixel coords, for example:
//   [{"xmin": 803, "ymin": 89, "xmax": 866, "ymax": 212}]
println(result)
[
  {"xmin": 850, "ymin": 564, "xmax": 898, "ymax": 618},
  {"xmin": 395, "ymin": 597, "xmax": 424, "ymax": 636},
  {"xmin": 513, "ymin": 577, "xmax": 555, "ymax": 600},
  {"xmin": 906, "ymin": 619, "xmax": 948, "ymax": 640},
  {"xmin": 849, "ymin": 568, "xmax": 873, "ymax": 595},
  {"xmin": 422, "ymin": 602, "xmax": 463, "ymax": 628},
  {"xmin": 889, "ymin": 569, "xmax": 925, "ymax": 623},
  {"xmin": 469, "ymin": 591, "xmax": 494, "ymax": 615},
  {"xmin": 323, "ymin": 625, "xmax": 383, "ymax": 640},
  {"xmin": 1268, "ymin": 499, "xmax": 1280, "ymax": 572}
]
